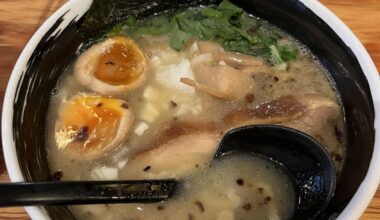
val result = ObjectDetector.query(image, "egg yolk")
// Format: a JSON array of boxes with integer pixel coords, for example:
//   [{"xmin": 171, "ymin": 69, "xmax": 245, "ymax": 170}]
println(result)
[
  {"xmin": 56, "ymin": 95, "xmax": 124, "ymax": 153},
  {"xmin": 94, "ymin": 39, "xmax": 146, "ymax": 86}
]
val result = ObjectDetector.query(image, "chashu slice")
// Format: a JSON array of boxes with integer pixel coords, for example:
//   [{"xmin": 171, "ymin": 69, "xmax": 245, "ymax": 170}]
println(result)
[
  {"xmin": 121, "ymin": 122, "xmax": 221, "ymax": 179},
  {"xmin": 181, "ymin": 51, "xmax": 256, "ymax": 100},
  {"xmin": 223, "ymin": 94, "xmax": 340, "ymax": 129},
  {"xmin": 223, "ymin": 93, "xmax": 343, "ymax": 167}
]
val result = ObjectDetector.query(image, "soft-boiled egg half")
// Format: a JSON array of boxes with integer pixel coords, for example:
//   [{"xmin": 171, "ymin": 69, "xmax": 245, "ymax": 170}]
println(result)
[
  {"xmin": 74, "ymin": 36, "xmax": 148, "ymax": 95},
  {"xmin": 55, "ymin": 93, "xmax": 134, "ymax": 160}
]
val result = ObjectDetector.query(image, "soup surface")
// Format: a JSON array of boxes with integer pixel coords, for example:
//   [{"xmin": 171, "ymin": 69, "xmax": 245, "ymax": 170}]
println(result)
[
  {"xmin": 71, "ymin": 154, "xmax": 295, "ymax": 220},
  {"xmin": 46, "ymin": 1, "xmax": 346, "ymax": 219}
]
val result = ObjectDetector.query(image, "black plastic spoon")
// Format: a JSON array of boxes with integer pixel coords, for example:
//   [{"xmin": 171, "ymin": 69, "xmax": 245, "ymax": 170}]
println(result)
[
  {"xmin": 0, "ymin": 179, "xmax": 177, "ymax": 207},
  {"xmin": 0, "ymin": 125, "xmax": 335, "ymax": 220}
]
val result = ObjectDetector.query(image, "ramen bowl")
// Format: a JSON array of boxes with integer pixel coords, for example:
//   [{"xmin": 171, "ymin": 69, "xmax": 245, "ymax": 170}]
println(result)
[{"xmin": 2, "ymin": 0, "xmax": 380, "ymax": 219}]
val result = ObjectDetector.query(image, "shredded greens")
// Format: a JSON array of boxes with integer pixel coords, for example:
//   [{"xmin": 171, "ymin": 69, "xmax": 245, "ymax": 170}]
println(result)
[{"xmin": 109, "ymin": 0, "xmax": 297, "ymax": 66}]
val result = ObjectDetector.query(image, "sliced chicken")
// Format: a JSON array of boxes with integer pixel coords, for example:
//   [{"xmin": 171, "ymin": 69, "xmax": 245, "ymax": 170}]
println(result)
[
  {"xmin": 224, "ymin": 94, "xmax": 344, "ymax": 169},
  {"xmin": 121, "ymin": 132, "xmax": 220, "ymax": 179},
  {"xmin": 180, "ymin": 77, "xmax": 231, "ymax": 99},
  {"xmin": 184, "ymin": 52, "xmax": 255, "ymax": 100},
  {"xmin": 120, "ymin": 122, "xmax": 220, "ymax": 179},
  {"xmin": 197, "ymin": 41, "xmax": 263, "ymax": 67},
  {"xmin": 224, "ymin": 94, "xmax": 340, "ymax": 128}
]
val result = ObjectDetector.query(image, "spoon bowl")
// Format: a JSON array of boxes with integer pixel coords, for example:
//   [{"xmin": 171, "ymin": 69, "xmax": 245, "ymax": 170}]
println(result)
[{"xmin": 214, "ymin": 125, "xmax": 336, "ymax": 220}]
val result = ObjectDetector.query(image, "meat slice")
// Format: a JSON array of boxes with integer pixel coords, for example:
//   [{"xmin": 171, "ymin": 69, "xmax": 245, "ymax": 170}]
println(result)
[
  {"xmin": 182, "ymin": 63, "xmax": 255, "ymax": 100},
  {"xmin": 224, "ymin": 95, "xmax": 306, "ymax": 126},
  {"xmin": 120, "ymin": 132, "xmax": 220, "ymax": 179},
  {"xmin": 223, "ymin": 94, "xmax": 345, "ymax": 170},
  {"xmin": 224, "ymin": 94, "xmax": 340, "ymax": 128},
  {"xmin": 179, "ymin": 41, "xmax": 272, "ymax": 100},
  {"xmin": 197, "ymin": 41, "xmax": 263, "ymax": 67},
  {"xmin": 185, "ymin": 52, "xmax": 256, "ymax": 100}
]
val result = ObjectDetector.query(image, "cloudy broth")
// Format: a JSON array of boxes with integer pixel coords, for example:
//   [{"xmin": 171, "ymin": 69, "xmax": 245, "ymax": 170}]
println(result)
[
  {"xmin": 71, "ymin": 154, "xmax": 295, "ymax": 220},
  {"xmin": 46, "ymin": 3, "xmax": 345, "ymax": 219}
]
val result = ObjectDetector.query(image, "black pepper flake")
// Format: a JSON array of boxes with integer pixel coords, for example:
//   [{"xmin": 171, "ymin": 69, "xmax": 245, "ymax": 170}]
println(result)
[
  {"xmin": 273, "ymin": 76, "xmax": 279, "ymax": 82},
  {"xmin": 264, "ymin": 196, "xmax": 272, "ymax": 204},
  {"xmin": 242, "ymin": 203, "xmax": 252, "ymax": 211},
  {"xmin": 96, "ymin": 103, "xmax": 103, "ymax": 107},
  {"xmin": 188, "ymin": 213, "xmax": 194, "ymax": 220},
  {"xmin": 236, "ymin": 178, "xmax": 244, "ymax": 186},
  {"xmin": 257, "ymin": 187, "xmax": 264, "ymax": 194},
  {"xmin": 157, "ymin": 205, "xmax": 165, "ymax": 210},
  {"xmin": 334, "ymin": 153, "xmax": 343, "ymax": 162},
  {"xmin": 73, "ymin": 126, "xmax": 89, "ymax": 142},
  {"xmin": 334, "ymin": 126, "xmax": 343, "ymax": 143},
  {"xmin": 51, "ymin": 170, "xmax": 63, "ymax": 181},
  {"xmin": 143, "ymin": 166, "xmax": 151, "ymax": 172},
  {"xmin": 170, "ymin": 100, "xmax": 177, "ymax": 108},
  {"xmin": 195, "ymin": 164, "xmax": 199, "ymax": 168},
  {"xmin": 245, "ymin": 94, "xmax": 255, "ymax": 103},
  {"xmin": 121, "ymin": 103, "xmax": 129, "ymax": 109},
  {"xmin": 105, "ymin": 61, "xmax": 115, "ymax": 65},
  {"xmin": 195, "ymin": 200, "xmax": 205, "ymax": 212}
]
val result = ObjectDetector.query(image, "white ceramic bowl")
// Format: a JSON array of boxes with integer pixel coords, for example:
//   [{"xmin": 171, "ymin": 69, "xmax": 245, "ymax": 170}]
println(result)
[{"xmin": 2, "ymin": 0, "xmax": 380, "ymax": 219}]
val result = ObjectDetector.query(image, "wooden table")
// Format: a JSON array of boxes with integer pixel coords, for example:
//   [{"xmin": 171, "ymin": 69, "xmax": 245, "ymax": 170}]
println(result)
[{"xmin": 0, "ymin": 0, "xmax": 379, "ymax": 219}]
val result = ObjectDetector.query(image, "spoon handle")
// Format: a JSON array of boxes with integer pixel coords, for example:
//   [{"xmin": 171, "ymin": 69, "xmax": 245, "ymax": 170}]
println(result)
[{"xmin": 0, "ymin": 180, "xmax": 177, "ymax": 207}]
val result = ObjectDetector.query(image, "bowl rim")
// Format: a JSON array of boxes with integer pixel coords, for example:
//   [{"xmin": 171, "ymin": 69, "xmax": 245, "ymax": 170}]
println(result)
[
  {"xmin": 1, "ymin": 0, "xmax": 93, "ymax": 219},
  {"xmin": 2, "ymin": 0, "xmax": 380, "ymax": 219}
]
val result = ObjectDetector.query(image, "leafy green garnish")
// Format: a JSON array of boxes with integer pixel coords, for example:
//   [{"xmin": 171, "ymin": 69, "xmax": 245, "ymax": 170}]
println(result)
[
  {"xmin": 125, "ymin": 17, "xmax": 137, "ymax": 27},
  {"xmin": 279, "ymin": 45, "xmax": 298, "ymax": 61},
  {"xmin": 170, "ymin": 28, "xmax": 192, "ymax": 50},
  {"xmin": 110, "ymin": 0, "xmax": 297, "ymax": 65},
  {"xmin": 217, "ymin": 0, "xmax": 242, "ymax": 14},
  {"xmin": 201, "ymin": 7, "xmax": 223, "ymax": 18},
  {"xmin": 269, "ymin": 45, "xmax": 284, "ymax": 66}
]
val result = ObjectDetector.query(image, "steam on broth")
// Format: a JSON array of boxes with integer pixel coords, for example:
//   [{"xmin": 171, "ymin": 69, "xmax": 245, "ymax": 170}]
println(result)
[{"xmin": 46, "ymin": 1, "xmax": 346, "ymax": 219}]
